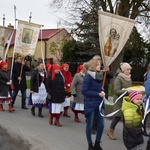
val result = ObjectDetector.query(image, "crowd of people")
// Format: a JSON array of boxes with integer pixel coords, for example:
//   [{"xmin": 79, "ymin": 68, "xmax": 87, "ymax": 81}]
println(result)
[{"xmin": 0, "ymin": 55, "xmax": 150, "ymax": 150}]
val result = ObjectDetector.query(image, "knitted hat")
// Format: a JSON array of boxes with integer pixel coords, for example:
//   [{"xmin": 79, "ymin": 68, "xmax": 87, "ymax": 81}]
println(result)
[
  {"xmin": 129, "ymin": 91, "xmax": 143, "ymax": 101},
  {"xmin": 120, "ymin": 62, "xmax": 131, "ymax": 72}
]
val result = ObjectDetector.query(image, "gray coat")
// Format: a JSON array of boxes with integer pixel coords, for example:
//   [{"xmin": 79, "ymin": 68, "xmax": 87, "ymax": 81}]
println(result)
[
  {"xmin": 71, "ymin": 73, "xmax": 84, "ymax": 104},
  {"xmin": 113, "ymin": 75, "xmax": 132, "ymax": 116}
]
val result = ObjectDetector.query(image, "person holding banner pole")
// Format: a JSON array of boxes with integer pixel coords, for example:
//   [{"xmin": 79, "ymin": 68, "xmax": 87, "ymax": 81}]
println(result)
[
  {"xmin": 107, "ymin": 62, "xmax": 132, "ymax": 140},
  {"xmin": 12, "ymin": 55, "xmax": 30, "ymax": 109},
  {"xmin": 82, "ymin": 59, "xmax": 105, "ymax": 150},
  {"xmin": 92, "ymin": 55, "xmax": 113, "ymax": 134}
]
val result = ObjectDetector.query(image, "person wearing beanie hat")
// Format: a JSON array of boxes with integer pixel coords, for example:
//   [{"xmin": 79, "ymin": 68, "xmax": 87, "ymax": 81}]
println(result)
[
  {"xmin": 120, "ymin": 62, "xmax": 132, "ymax": 72},
  {"xmin": 46, "ymin": 64, "xmax": 66, "ymax": 127},
  {"xmin": 61, "ymin": 63, "xmax": 72, "ymax": 117},
  {"xmin": 107, "ymin": 62, "xmax": 132, "ymax": 140},
  {"xmin": 71, "ymin": 64, "xmax": 86, "ymax": 123},
  {"xmin": 122, "ymin": 91, "xmax": 144, "ymax": 150},
  {"xmin": 129, "ymin": 91, "xmax": 143, "ymax": 102},
  {"xmin": 0, "ymin": 61, "xmax": 15, "ymax": 112}
]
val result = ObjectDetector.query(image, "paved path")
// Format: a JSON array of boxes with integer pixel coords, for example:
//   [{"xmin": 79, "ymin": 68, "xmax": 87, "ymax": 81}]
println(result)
[{"xmin": 0, "ymin": 90, "xmax": 148, "ymax": 150}]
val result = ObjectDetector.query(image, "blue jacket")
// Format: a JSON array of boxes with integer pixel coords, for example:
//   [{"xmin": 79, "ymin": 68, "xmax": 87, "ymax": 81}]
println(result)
[
  {"xmin": 145, "ymin": 70, "xmax": 150, "ymax": 99},
  {"xmin": 82, "ymin": 74, "xmax": 103, "ymax": 117}
]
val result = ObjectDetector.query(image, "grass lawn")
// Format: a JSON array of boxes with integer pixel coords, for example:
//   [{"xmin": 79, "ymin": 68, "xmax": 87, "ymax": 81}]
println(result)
[{"xmin": 26, "ymin": 80, "xmax": 30, "ymax": 89}]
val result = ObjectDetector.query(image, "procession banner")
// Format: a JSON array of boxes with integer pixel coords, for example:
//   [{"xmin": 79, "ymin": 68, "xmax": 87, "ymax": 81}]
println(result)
[
  {"xmin": 0, "ymin": 26, "xmax": 13, "ymax": 59},
  {"xmin": 14, "ymin": 20, "xmax": 41, "ymax": 56},
  {"xmin": 98, "ymin": 11, "xmax": 136, "ymax": 67}
]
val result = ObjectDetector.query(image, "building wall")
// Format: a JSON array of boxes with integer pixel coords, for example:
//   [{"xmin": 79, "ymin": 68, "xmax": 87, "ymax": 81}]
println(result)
[
  {"xmin": 6, "ymin": 29, "xmax": 73, "ymax": 64},
  {"xmin": 46, "ymin": 29, "xmax": 73, "ymax": 63}
]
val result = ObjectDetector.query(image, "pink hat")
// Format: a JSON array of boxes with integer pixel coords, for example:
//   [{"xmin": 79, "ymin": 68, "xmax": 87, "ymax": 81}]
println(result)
[
  {"xmin": 120, "ymin": 62, "xmax": 131, "ymax": 72},
  {"xmin": 129, "ymin": 91, "xmax": 143, "ymax": 101}
]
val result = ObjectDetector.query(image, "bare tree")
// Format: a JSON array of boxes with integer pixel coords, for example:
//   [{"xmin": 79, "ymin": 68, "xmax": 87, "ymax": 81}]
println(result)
[{"xmin": 49, "ymin": 0, "xmax": 150, "ymax": 73}]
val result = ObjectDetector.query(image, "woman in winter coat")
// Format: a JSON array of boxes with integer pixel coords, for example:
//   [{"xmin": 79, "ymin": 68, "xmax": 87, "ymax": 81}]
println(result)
[
  {"xmin": 71, "ymin": 64, "xmax": 86, "ymax": 122},
  {"xmin": 46, "ymin": 64, "xmax": 66, "ymax": 127},
  {"xmin": 0, "ymin": 61, "xmax": 14, "ymax": 112},
  {"xmin": 82, "ymin": 59, "xmax": 105, "ymax": 150},
  {"xmin": 61, "ymin": 63, "xmax": 72, "ymax": 117},
  {"xmin": 144, "ymin": 68, "xmax": 150, "ymax": 149},
  {"xmin": 107, "ymin": 62, "xmax": 132, "ymax": 140},
  {"xmin": 122, "ymin": 91, "xmax": 144, "ymax": 150},
  {"xmin": 30, "ymin": 62, "xmax": 47, "ymax": 118}
]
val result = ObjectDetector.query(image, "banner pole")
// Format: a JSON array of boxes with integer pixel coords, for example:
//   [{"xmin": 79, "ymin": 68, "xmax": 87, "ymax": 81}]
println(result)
[
  {"xmin": 102, "ymin": 71, "xmax": 107, "ymax": 90},
  {"xmin": 18, "ymin": 57, "xmax": 24, "ymax": 84}
]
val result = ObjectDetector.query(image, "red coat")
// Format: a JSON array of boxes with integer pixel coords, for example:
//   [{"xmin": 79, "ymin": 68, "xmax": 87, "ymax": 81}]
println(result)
[{"xmin": 61, "ymin": 70, "xmax": 72, "ymax": 92}]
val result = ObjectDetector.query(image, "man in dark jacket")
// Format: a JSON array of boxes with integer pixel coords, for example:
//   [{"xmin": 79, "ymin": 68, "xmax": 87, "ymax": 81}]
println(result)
[{"xmin": 12, "ymin": 55, "xmax": 30, "ymax": 109}]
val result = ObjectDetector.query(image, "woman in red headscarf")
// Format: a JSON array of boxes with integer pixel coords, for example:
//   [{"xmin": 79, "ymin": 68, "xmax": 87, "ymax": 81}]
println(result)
[
  {"xmin": 61, "ymin": 63, "xmax": 72, "ymax": 117},
  {"xmin": 0, "ymin": 61, "xmax": 15, "ymax": 112},
  {"xmin": 46, "ymin": 64, "xmax": 66, "ymax": 127},
  {"xmin": 45, "ymin": 63, "xmax": 51, "ymax": 76},
  {"xmin": 71, "ymin": 64, "xmax": 86, "ymax": 122}
]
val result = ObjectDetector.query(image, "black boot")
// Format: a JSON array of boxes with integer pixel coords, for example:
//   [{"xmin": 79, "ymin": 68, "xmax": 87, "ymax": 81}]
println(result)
[
  {"xmin": 142, "ymin": 127, "xmax": 149, "ymax": 137},
  {"xmin": 38, "ymin": 108, "xmax": 43, "ymax": 118},
  {"xmin": 94, "ymin": 141, "xmax": 103, "ymax": 150},
  {"xmin": 146, "ymin": 141, "xmax": 150, "ymax": 150},
  {"xmin": 31, "ymin": 106, "xmax": 35, "ymax": 116},
  {"xmin": 88, "ymin": 143, "xmax": 95, "ymax": 150}
]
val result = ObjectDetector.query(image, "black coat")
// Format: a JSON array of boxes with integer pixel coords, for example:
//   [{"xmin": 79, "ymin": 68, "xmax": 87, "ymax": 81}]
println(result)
[
  {"xmin": 46, "ymin": 73, "xmax": 66, "ymax": 103},
  {"xmin": 0, "ymin": 70, "xmax": 10, "ymax": 97},
  {"xmin": 30, "ymin": 69, "xmax": 46, "ymax": 92},
  {"xmin": 12, "ymin": 62, "xmax": 30, "ymax": 90},
  {"xmin": 123, "ymin": 127, "xmax": 144, "ymax": 149}
]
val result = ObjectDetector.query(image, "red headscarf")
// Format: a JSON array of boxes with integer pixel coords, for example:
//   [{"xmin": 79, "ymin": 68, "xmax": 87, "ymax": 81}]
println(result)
[
  {"xmin": 51, "ymin": 64, "xmax": 60, "ymax": 80},
  {"xmin": 76, "ymin": 65, "xmax": 83, "ymax": 73},
  {"xmin": 46, "ymin": 63, "xmax": 51, "ymax": 74},
  {"xmin": 61, "ymin": 63, "xmax": 69, "ymax": 71},
  {"xmin": 0, "ymin": 61, "xmax": 8, "ymax": 71}
]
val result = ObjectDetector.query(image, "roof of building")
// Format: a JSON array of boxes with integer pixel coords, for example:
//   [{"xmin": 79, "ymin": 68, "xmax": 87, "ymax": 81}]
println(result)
[{"xmin": 10, "ymin": 28, "xmax": 66, "ymax": 46}]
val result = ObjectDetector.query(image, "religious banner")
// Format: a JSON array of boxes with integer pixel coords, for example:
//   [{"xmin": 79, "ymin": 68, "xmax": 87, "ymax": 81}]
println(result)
[
  {"xmin": 14, "ymin": 20, "xmax": 41, "ymax": 56},
  {"xmin": 0, "ymin": 26, "xmax": 13, "ymax": 59},
  {"xmin": 98, "ymin": 11, "xmax": 136, "ymax": 67}
]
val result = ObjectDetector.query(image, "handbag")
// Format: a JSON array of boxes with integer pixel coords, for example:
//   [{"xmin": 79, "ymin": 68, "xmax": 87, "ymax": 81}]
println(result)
[
  {"xmin": 10, "ymin": 84, "xmax": 14, "ymax": 90},
  {"xmin": 46, "ymin": 93, "xmax": 51, "ymax": 100},
  {"xmin": 4, "ymin": 72, "xmax": 14, "ymax": 91}
]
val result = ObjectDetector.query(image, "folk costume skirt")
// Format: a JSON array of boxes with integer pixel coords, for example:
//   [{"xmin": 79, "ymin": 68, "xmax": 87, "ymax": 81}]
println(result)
[
  {"xmin": 0, "ymin": 92, "xmax": 12, "ymax": 104},
  {"xmin": 63, "ymin": 97, "xmax": 71, "ymax": 107},
  {"xmin": 72, "ymin": 102, "xmax": 84, "ymax": 111},
  {"xmin": 49, "ymin": 102, "xmax": 64, "ymax": 114},
  {"xmin": 29, "ymin": 83, "xmax": 47, "ymax": 108}
]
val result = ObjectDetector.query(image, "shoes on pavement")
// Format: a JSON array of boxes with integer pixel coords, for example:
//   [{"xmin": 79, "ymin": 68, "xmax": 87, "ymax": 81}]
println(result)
[
  {"xmin": 142, "ymin": 130, "xmax": 149, "ymax": 137},
  {"xmin": 22, "ymin": 106, "xmax": 28, "ymax": 109}
]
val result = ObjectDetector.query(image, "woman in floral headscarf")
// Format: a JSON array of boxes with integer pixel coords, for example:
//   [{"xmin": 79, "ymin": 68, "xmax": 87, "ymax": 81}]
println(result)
[{"xmin": 46, "ymin": 64, "xmax": 66, "ymax": 127}]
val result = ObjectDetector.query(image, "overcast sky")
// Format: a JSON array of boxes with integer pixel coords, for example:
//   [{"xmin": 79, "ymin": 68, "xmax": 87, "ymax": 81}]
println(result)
[{"xmin": 0, "ymin": 0, "xmax": 68, "ymax": 29}]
